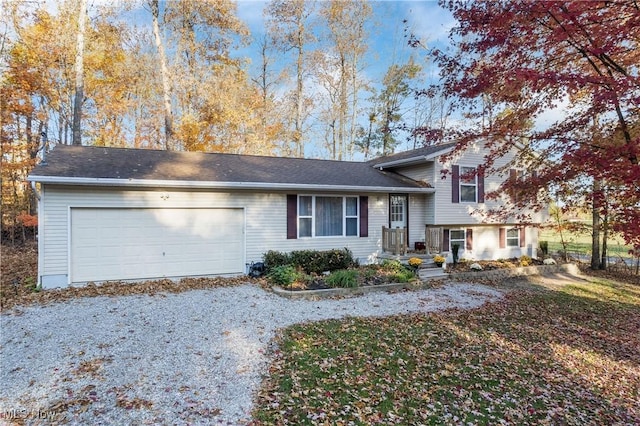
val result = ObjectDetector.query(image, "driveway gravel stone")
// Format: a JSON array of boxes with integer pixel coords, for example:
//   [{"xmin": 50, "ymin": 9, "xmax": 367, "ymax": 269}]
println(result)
[{"xmin": 0, "ymin": 282, "xmax": 502, "ymax": 425}]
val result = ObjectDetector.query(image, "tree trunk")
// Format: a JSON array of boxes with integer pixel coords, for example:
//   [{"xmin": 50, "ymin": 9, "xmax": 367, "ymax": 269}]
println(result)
[
  {"xmin": 295, "ymin": 42, "xmax": 303, "ymax": 157},
  {"xmin": 150, "ymin": 0, "xmax": 174, "ymax": 150},
  {"xmin": 591, "ymin": 179, "xmax": 601, "ymax": 270},
  {"xmin": 601, "ymin": 209, "xmax": 609, "ymax": 270},
  {"xmin": 72, "ymin": 0, "xmax": 87, "ymax": 146}
]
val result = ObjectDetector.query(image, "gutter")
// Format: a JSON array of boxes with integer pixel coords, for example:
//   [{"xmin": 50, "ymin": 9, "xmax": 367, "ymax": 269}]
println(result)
[{"xmin": 26, "ymin": 175, "xmax": 435, "ymax": 194}]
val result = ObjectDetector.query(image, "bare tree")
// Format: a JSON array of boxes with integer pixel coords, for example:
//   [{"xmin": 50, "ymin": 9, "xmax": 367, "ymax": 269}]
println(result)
[
  {"xmin": 149, "ymin": 0, "xmax": 174, "ymax": 150},
  {"xmin": 72, "ymin": 0, "xmax": 87, "ymax": 146}
]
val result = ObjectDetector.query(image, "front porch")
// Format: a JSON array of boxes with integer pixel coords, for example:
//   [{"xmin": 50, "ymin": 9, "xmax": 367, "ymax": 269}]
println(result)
[{"xmin": 381, "ymin": 225, "xmax": 444, "ymax": 256}]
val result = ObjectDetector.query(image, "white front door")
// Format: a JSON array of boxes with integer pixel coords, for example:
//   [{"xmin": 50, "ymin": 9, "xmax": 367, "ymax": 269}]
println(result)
[{"xmin": 390, "ymin": 195, "xmax": 407, "ymax": 229}]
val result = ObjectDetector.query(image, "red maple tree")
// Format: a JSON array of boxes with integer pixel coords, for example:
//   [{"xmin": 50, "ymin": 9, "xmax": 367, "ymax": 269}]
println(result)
[{"xmin": 424, "ymin": 0, "xmax": 640, "ymax": 267}]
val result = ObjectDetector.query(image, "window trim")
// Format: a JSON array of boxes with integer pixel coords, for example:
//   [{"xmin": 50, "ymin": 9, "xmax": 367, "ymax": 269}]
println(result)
[
  {"xmin": 459, "ymin": 165, "xmax": 477, "ymax": 203},
  {"xmin": 297, "ymin": 195, "xmax": 360, "ymax": 238},
  {"xmin": 449, "ymin": 228, "xmax": 466, "ymax": 252},
  {"xmin": 506, "ymin": 228, "xmax": 520, "ymax": 247}
]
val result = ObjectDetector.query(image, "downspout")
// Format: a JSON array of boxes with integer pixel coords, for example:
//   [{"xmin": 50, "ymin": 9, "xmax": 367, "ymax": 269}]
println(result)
[{"xmin": 31, "ymin": 181, "xmax": 41, "ymax": 201}]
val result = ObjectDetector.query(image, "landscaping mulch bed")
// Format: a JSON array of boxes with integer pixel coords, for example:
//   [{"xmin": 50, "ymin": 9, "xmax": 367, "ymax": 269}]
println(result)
[
  {"xmin": 447, "ymin": 257, "xmax": 544, "ymax": 273},
  {"xmin": 282, "ymin": 270, "xmax": 403, "ymax": 292}
]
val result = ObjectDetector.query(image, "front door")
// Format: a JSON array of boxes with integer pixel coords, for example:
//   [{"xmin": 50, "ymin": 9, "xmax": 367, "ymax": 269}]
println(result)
[{"xmin": 389, "ymin": 194, "xmax": 408, "ymax": 230}]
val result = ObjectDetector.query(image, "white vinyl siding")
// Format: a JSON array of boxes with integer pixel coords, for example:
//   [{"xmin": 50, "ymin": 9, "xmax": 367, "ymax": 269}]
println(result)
[
  {"xmin": 408, "ymin": 194, "xmax": 427, "ymax": 247},
  {"xmin": 39, "ymin": 186, "xmax": 388, "ymax": 286},
  {"xmin": 444, "ymin": 225, "xmax": 538, "ymax": 262},
  {"xmin": 433, "ymin": 144, "xmax": 547, "ymax": 225}
]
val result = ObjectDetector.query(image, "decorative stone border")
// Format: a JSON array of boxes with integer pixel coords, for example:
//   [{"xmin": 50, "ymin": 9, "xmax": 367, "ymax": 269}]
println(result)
[
  {"xmin": 271, "ymin": 280, "xmax": 437, "ymax": 300},
  {"xmin": 448, "ymin": 263, "xmax": 580, "ymax": 281},
  {"xmin": 270, "ymin": 263, "xmax": 581, "ymax": 300}
]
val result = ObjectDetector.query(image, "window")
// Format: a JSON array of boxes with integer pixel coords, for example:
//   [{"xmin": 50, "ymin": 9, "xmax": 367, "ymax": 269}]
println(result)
[
  {"xmin": 506, "ymin": 228, "xmax": 520, "ymax": 247},
  {"xmin": 390, "ymin": 195, "xmax": 405, "ymax": 223},
  {"xmin": 460, "ymin": 166, "xmax": 477, "ymax": 202},
  {"xmin": 298, "ymin": 195, "xmax": 359, "ymax": 238},
  {"xmin": 450, "ymin": 229, "xmax": 466, "ymax": 252}
]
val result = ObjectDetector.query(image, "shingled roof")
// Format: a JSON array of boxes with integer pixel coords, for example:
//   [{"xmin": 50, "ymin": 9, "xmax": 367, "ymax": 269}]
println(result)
[
  {"xmin": 29, "ymin": 145, "xmax": 431, "ymax": 192},
  {"xmin": 370, "ymin": 142, "xmax": 457, "ymax": 168}
]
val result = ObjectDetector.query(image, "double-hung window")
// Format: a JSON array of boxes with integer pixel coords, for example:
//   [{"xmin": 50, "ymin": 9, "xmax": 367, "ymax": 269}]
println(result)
[
  {"xmin": 459, "ymin": 166, "xmax": 477, "ymax": 202},
  {"xmin": 450, "ymin": 229, "xmax": 466, "ymax": 252},
  {"xmin": 506, "ymin": 228, "xmax": 520, "ymax": 247},
  {"xmin": 298, "ymin": 195, "xmax": 359, "ymax": 238}
]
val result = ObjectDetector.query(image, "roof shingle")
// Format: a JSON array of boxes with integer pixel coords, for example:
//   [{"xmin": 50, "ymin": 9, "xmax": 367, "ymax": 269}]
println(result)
[{"xmin": 29, "ymin": 145, "xmax": 426, "ymax": 191}]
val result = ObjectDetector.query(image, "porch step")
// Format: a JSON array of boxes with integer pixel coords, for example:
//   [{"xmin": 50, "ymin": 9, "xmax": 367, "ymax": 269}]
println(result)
[{"xmin": 418, "ymin": 267, "xmax": 448, "ymax": 280}]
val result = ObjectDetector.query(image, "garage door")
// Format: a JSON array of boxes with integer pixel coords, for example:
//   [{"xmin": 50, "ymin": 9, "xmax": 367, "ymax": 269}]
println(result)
[{"xmin": 70, "ymin": 208, "xmax": 244, "ymax": 283}]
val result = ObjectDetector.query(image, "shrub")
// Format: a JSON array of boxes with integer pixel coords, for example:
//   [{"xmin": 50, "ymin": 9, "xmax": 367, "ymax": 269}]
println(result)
[
  {"xmin": 519, "ymin": 255, "xmax": 532, "ymax": 267},
  {"xmin": 263, "ymin": 248, "xmax": 356, "ymax": 275},
  {"xmin": 267, "ymin": 265, "xmax": 304, "ymax": 287},
  {"xmin": 388, "ymin": 269, "xmax": 416, "ymax": 283},
  {"xmin": 539, "ymin": 240, "xmax": 549, "ymax": 256},
  {"xmin": 325, "ymin": 269, "xmax": 358, "ymax": 288},
  {"xmin": 380, "ymin": 259, "xmax": 406, "ymax": 273},
  {"xmin": 263, "ymin": 250, "xmax": 291, "ymax": 273}
]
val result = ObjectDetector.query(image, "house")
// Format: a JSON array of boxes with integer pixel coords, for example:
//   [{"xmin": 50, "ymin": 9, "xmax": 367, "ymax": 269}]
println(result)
[{"xmin": 28, "ymin": 143, "xmax": 545, "ymax": 288}]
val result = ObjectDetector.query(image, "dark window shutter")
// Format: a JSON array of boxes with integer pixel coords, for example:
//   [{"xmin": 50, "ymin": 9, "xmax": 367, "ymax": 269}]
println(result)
[
  {"xmin": 477, "ymin": 167, "xmax": 485, "ymax": 203},
  {"xmin": 286, "ymin": 194, "xmax": 297, "ymax": 239},
  {"xmin": 466, "ymin": 228, "xmax": 473, "ymax": 250},
  {"xmin": 520, "ymin": 226, "xmax": 526, "ymax": 247},
  {"xmin": 499, "ymin": 227, "xmax": 506, "ymax": 249},
  {"xmin": 359, "ymin": 196, "xmax": 368, "ymax": 238},
  {"xmin": 452, "ymin": 165, "xmax": 460, "ymax": 204},
  {"xmin": 443, "ymin": 229, "xmax": 450, "ymax": 251}
]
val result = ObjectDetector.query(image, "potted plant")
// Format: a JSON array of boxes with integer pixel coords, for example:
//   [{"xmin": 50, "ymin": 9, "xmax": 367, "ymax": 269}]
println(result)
[
  {"xmin": 452, "ymin": 244, "xmax": 460, "ymax": 265},
  {"xmin": 433, "ymin": 255, "xmax": 446, "ymax": 267},
  {"xmin": 408, "ymin": 257, "xmax": 423, "ymax": 272}
]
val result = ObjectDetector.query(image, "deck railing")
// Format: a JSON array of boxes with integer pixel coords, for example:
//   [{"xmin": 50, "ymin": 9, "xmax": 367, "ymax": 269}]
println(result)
[
  {"xmin": 382, "ymin": 226, "xmax": 407, "ymax": 255},
  {"xmin": 426, "ymin": 226, "xmax": 443, "ymax": 254}
]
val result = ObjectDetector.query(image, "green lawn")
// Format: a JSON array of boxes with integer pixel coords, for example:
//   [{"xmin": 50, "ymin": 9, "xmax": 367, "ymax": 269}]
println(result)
[
  {"xmin": 539, "ymin": 228, "xmax": 632, "ymax": 259},
  {"xmin": 251, "ymin": 278, "xmax": 640, "ymax": 425}
]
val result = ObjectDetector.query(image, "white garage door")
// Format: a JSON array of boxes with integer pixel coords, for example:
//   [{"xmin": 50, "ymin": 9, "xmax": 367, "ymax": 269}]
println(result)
[{"xmin": 70, "ymin": 208, "xmax": 244, "ymax": 283}]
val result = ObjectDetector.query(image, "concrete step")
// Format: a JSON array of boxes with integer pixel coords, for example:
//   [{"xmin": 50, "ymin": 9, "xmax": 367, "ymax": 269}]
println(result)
[{"xmin": 418, "ymin": 267, "xmax": 448, "ymax": 280}]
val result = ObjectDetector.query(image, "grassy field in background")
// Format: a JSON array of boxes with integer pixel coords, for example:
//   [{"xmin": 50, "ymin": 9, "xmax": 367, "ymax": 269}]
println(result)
[{"xmin": 539, "ymin": 228, "xmax": 632, "ymax": 259}]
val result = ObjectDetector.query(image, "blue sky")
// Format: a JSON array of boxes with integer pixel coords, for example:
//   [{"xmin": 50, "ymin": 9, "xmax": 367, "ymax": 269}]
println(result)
[{"xmin": 235, "ymin": 0, "xmax": 456, "ymax": 85}]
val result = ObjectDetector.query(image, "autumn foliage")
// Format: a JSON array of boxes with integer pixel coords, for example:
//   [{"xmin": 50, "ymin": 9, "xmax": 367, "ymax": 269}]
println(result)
[{"xmin": 427, "ymin": 1, "xmax": 640, "ymax": 252}]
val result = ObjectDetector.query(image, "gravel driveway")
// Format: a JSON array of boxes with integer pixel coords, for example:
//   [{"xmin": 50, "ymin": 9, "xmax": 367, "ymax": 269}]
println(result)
[{"xmin": 0, "ymin": 282, "xmax": 502, "ymax": 425}]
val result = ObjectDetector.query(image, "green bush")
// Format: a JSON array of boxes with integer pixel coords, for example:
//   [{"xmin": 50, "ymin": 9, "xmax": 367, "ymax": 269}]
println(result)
[
  {"xmin": 325, "ymin": 269, "xmax": 358, "ymax": 288},
  {"xmin": 380, "ymin": 259, "xmax": 406, "ymax": 273},
  {"xmin": 263, "ymin": 248, "xmax": 356, "ymax": 274},
  {"xmin": 267, "ymin": 265, "xmax": 304, "ymax": 287},
  {"xmin": 263, "ymin": 250, "xmax": 291, "ymax": 273},
  {"xmin": 388, "ymin": 269, "xmax": 416, "ymax": 283},
  {"xmin": 539, "ymin": 240, "xmax": 549, "ymax": 256}
]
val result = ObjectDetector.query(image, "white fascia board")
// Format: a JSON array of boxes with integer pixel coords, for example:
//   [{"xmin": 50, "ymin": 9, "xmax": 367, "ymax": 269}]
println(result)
[
  {"xmin": 373, "ymin": 146, "xmax": 455, "ymax": 169},
  {"xmin": 373, "ymin": 156, "xmax": 429, "ymax": 169},
  {"xmin": 423, "ymin": 146, "xmax": 455, "ymax": 161},
  {"xmin": 27, "ymin": 175, "xmax": 435, "ymax": 194}
]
